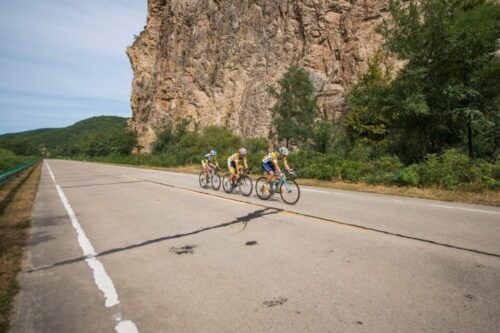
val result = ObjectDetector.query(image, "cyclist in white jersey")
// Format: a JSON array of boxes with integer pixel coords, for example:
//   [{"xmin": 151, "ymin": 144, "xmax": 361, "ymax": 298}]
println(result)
[{"xmin": 201, "ymin": 150, "xmax": 219, "ymax": 183}]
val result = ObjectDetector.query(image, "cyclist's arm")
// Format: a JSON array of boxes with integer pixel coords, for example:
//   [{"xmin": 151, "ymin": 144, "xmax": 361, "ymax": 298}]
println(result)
[
  {"xmin": 235, "ymin": 159, "xmax": 240, "ymax": 173},
  {"xmin": 243, "ymin": 158, "xmax": 249, "ymax": 171},
  {"xmin": 283, "ymin": 158, "xmax": 291, "ymax": 172},
  {"xmin": 273, "ymin": 159, "xmax": 282, "ymax": 175}
]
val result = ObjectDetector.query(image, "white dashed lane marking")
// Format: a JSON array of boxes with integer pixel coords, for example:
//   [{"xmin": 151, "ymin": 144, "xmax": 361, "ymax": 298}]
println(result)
[{"xmin": 431, "ymin": 204, "xmax": 500, "ymax": 215}]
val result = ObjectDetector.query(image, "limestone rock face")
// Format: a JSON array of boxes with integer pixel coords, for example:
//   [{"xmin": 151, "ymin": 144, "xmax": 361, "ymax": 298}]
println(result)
[{"xmin": 127, "ymin": 0, "xmax": 390, "ymax": 152}]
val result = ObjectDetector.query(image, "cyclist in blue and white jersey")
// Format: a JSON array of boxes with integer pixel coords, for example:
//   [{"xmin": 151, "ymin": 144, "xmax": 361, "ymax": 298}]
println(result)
[{"xmin": 262, "ymin": 146, "xmax": 293, "ymax": 193}]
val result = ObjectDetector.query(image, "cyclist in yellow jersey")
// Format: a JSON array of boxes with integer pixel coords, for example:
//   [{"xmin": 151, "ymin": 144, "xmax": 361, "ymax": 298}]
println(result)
[
  {"xmin": 261, "ymin": 146, "xmax": 293, "ymax": 193},
  {"xmin": 228, "ymin": 148, "xmax": 249, "ymax": 185}
]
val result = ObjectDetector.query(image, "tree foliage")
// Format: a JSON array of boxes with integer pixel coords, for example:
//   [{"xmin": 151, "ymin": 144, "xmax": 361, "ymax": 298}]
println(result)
[
  {"xmin": 0, "ymin": 116, "xmax": 137, "ymax": 157},
  {"xmin": 269, "ymin": 66, "xmax": 318, "ymax": 147},
  {"xmin": 366, "ymin": 0, "xmax": 500, "ymax": 162},
  {"xmin": 346, "ymin": 53, "xmax": 393, "ymax": 147}
]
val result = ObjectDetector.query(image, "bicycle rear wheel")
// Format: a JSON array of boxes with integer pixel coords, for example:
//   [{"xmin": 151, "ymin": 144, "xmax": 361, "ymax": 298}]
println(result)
[
  {"xmin": 279, "ymin": 179, "xmax": 300, "ymax": 204},
  {"xmin": 255, "ymin": 177, "xmax": 272, "ymax": 200},
  {"xmin": 199, "ymin": 171, "xmax": 209, "ymax": 188},
  {"xmin": 222, "ymin": 174, "xmax": 234, "ymax": 193},
  {"xmin": 238, "ymin": 175, "xmax": 253, "ymax": 196},
  {"xmin": 211, "ymin": 173, "xmax": 221, "ymax": 190}
]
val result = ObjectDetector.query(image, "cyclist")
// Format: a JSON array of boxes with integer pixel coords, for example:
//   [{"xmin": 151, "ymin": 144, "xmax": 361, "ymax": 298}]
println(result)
[
  {"xmin": 228, "ymin": 148, "xmax": 249, "ymax": 186},
  {"xmin": 202, "ymin": 149, "xmax": 219, "ymax": 184},
  {"xmin": 262, "ymin": 146, "xmax": 294, "ymax": 193}
]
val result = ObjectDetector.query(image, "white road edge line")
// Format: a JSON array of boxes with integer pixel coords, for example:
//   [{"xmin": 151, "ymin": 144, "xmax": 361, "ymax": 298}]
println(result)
[
  {"xmin": 302, "ymin": 188, "xmax": 331, "ymax": 194},
  {"xmin": 46, "ymin": 162, "xmax": 139, "ymax": 333},
  {"xmin": 431, "ymin": 204, "xmax": 499, "ymax": 215}
]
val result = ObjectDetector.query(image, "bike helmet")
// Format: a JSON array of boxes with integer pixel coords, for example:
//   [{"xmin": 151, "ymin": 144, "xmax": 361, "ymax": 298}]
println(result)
[
  {"xmin": 210, "ymin": 149, "xmax": 217, "ymax": 156},
  {"xmin": 239, "ymin": 147, "xmax": 247, "ymax": 156},
  {"xmin": 278, "ymin": 146, "xmax": 289, "ymax": 156}
]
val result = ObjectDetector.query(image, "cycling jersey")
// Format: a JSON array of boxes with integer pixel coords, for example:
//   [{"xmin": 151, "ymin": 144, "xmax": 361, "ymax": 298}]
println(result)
[
  {"xmin": 228, "ymin": 153, "xmax": 246, "ymax": 164},
  {"xmin": 262, "ymin": 151, "xmax": 287, "ymax": 174},
  {"xmin": 202, "ymin": 153, "xmax": 216, "ymax": 162},
  {"xmin": 262, "ymin": 152, "xmax": 286, "ymax": 164},
  {"xmin": 228, "ymin": 152, "xmax": 247, "ymax": 175}
]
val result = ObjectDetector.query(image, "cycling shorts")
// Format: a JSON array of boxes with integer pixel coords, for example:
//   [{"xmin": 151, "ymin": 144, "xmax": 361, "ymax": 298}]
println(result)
[
  {"xmin": 262, "ymin": 161, "xmax": 276, "ymax": 174},
  {"xmin": 228, "ymin": 160, "xmax": 238, "ymax": 175}
]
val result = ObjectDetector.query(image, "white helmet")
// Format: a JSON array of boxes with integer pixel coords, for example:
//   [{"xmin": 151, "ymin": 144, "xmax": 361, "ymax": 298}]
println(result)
[
  {"xmin": 239, "ymin": 147, "xmax": 247, "ymax": 156},
  {"xmin": 210, "ymin": 149, "xmax": 217, "ymax": 156},
  {"xmin": 279, "ymin": 146, "xmax": 289, "ymax": 156}
]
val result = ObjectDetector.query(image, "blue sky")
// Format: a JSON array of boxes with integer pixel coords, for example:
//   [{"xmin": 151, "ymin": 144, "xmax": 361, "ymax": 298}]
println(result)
[{"xmin": 0, "ymin": 0, "xmax": 147, "ymax": 134}]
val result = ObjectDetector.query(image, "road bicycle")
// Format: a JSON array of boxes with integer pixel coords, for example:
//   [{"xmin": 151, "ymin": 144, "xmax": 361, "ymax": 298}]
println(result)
[
  {"xmin": 199, "ymin": 166, "xmax": 221, "ymax": 190},
  {"xmin": 222, "ymin": 169, "xmax": 253, "ymax": 196},
  {"xmin": 255, "ymin": 170, "xmax": 300, "ymax": 204}
]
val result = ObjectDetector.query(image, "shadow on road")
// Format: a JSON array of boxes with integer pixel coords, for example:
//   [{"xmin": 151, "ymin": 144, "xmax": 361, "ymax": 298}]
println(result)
[{"xmin": 26, "ymin": 207, "xmax": 282, "ymax": 273}]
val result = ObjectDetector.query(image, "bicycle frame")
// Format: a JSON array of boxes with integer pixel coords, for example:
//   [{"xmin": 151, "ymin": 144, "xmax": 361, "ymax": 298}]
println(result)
[{"xmin": 270, "ymin": 173, "xmax": 292, "ymax": 193}]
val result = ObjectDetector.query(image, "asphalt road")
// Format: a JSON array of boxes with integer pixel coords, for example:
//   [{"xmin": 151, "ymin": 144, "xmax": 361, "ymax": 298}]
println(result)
[{"xmin": 11, "ymin": 160, "xmax": 500, "ymax": 332}]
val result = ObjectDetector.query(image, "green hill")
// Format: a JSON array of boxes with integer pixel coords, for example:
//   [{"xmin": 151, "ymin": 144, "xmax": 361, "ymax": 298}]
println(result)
[{"xmin": 0, "ymin": 116, "xmax": 137, "ymax": 157}]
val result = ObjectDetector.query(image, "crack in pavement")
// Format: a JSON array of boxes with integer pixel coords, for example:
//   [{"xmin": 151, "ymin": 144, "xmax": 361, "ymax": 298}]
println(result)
[
  {"xmin": 26, "ymin": 207, "xmax": 282, "ymax": 273},
  {"xmin": 139, "ymin": 177, "xmax": 500, "ymax": 259}
]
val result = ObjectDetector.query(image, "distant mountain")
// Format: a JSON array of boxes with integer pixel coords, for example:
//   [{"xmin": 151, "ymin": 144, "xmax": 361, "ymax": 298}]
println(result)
[{"xmin": 0, "ymin": 116, "xmax": 136, "ymax": 156}]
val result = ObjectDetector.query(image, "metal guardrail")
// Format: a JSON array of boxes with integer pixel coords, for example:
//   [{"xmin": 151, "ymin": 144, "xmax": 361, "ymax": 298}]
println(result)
[{"xmin": 0, "ymin": 159, "xmax": 40, "ymax": 186}]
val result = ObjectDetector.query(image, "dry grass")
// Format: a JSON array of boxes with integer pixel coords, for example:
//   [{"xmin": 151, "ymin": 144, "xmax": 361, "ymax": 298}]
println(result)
[
  {"xmin": 0, "ymin": 163, "xmax": 41, "ymax": 333},
  {"xmin": 85, "ymin": 161, "xmax": 499, "ymax": 206},
  {"xmin": 296, "ymin": 178, "xmax": 500, "ymax": 207}
]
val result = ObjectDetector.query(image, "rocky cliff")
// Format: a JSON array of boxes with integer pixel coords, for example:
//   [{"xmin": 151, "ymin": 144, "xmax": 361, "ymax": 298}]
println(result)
[{"xmin": 127, "ymin": 0, "xmax": 390, "ymax": 152}]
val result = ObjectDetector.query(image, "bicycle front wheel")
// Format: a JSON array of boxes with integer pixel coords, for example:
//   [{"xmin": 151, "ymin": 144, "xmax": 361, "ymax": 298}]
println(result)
[
  {"xmin": 222, "ymin": 174, "xmax": 234, "ymax": 193},
  {"xmin": 211, "ymin": 173, "xmax": 221, "ymax": 190},
  {"xmin": 199, "ymin": 171, "xmax": 208, "ymax": 188},
  {"xmin": 255, "ymin": 177, "xmax": 272, "ymax": 200},
  {"xmin": 280, "ymin": 179, "xmax": 300, "ymax": 204},
  {"xmin": 238, "ymin": 175, "xmax": 253, "ymax": 196}
]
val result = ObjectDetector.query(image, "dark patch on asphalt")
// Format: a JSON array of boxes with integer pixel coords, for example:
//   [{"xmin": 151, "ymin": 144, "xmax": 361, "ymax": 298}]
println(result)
[
  {"xmin": 263, "ymin": 297, "xmax": 288, "ymax": 307},
  {"xmin": 170, "ymin": 245, "xmax": 196, "ymax": 255},
  {"xmin": 246, "ymin": 241, "xmax": 258, "ymax": 246},
  {"xmin": 355, "ymin": 321, "xmax": 363, "ymax": 325},
  {"xmin": 464, "ymin": 293, "xmax": 477, "ymax": 300}
]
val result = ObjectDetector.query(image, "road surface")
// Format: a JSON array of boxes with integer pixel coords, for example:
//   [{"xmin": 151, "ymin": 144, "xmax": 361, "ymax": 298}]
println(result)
[{"xmin": 11, "ymin": 160, "xmax": 500, "ymax": 332}]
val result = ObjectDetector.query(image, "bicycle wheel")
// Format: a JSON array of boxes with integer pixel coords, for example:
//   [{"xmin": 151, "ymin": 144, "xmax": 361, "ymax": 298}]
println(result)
[
  {"xmin": 211, "ymin": 173, "xmax": 221, "ymax": 190},
  {"xmin": 280, "ymin": 179, "xmax": 300, "ymax": 204},
  {"xmin": 255, "ymin": 177, "xmax": 272, "ymax": 200},
  {"xmin": 222, "ymin": 174, "xmax": 234, "ymax": 193},
  {"xmin": 199, "ymin": 171, "xmax": 209, "ymax": 188},
  {"xmin": 238, "ymin": 175, "xmax": 253, "ymax": 196}
]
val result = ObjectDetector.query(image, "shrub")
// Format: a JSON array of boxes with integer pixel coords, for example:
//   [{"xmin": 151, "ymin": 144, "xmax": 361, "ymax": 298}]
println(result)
[
  {"xmin": 340, "ymin": 160, "xmax": 365, "ymax": 182},
  {"xmin": 303, "ymin": 153, "xmax": 342, "ymax": 180},
  {"xmin": 364, "ymin": 156, "xmax": 403, "ymax": 185},
  {"xmin": 243, "ymin": 137, "xmax": 269, "ymax": 174},
  {"xmin": 395, "ymin": 165, "xmax": 419, "ymax": 187},
  {"xmin": 349, "ymin": 143, "xmax": 372, "ymax": 162}
]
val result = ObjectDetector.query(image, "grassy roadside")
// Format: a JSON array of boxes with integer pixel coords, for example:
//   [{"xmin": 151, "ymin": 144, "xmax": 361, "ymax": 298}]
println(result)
[
  {"xmin": 0, "ymin": 163, "xmax": 41, "ymax": 333},
  {"xmin": 80, "ymin": 160, "xmax": 499, "ymax": 207}
]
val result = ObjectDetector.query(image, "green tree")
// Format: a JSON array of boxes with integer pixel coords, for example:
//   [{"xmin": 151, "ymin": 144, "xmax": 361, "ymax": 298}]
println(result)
[
  {"xmin": 346, "ymin": 53, "xmax": 393, "ymax": 147},
  {"xmin": 378, "ymin": 0, "xmax": 500, "ymax": 161},
  {"xmin": 0, "ymin": 136, "xmax": 38, "ymax": 156},
  {"xmin": 269, "ymin": 66, "xmax": 318, "ymax": 147}
]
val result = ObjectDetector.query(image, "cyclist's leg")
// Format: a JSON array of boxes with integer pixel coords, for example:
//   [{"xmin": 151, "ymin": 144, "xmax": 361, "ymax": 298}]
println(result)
[
  {"xmin": 228, "ymin": 161, "xmax": 236, "ymax": 182},
  {"xmin": 202, "ymin": 160, "xmax": 209, "ymax": 179},
  {"xmin": 262, "ymin": 162, "xmax": 274, "ymax": 192}
]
